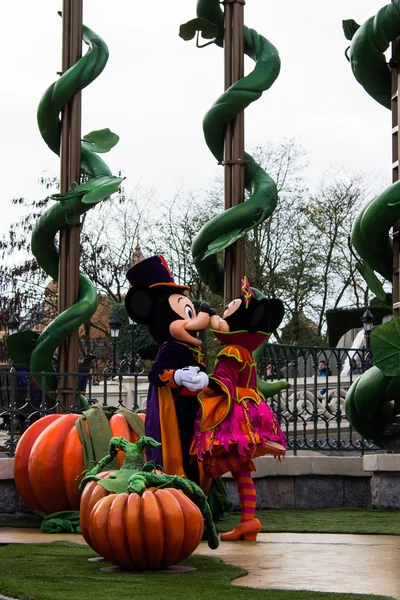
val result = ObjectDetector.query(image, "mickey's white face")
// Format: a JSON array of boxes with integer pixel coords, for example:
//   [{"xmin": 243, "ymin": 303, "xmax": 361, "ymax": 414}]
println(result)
[
  {"xmin": 168, "ymin": 294, "xmax": 196, "ymax": 321},
  {"xmin": 168, "ymin": 294, "xmax": 210, "ymax": 346}
]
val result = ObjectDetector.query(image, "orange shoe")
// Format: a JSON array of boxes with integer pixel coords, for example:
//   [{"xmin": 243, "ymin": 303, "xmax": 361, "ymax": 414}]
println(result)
[{"xmin": 220, "ymin": 518, "xmax": 261, "ymax": 541}]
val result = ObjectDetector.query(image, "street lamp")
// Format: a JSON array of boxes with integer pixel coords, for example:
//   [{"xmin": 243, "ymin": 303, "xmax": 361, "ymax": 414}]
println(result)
[
  {"xmin": 7, "ymin": 314, "xmax": 20, "ymax": 336},
  {"xmin": 361, "ymin": 308, "xmax": 374, "ymax": 369},
  {"xmin": 361, "ymin": 308, "xmax": 374, "ymax": 349},
  {"xmin": 128, "ymin": 317, "xmax": 137, "ymax": 373},
  {"xmin": 109, "ymin": 312, "xmax": 121, "ymax": 373}
]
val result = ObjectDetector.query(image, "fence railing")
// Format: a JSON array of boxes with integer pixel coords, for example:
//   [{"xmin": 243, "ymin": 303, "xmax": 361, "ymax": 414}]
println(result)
[
  {"xmin": 0, "ymin": 344, "xmax": 376, "ymax": 457},
  {"xmin": 259, "ymin": 343, "xmax": 376, "ymax": 455},
  {"xmin": 0, "ymin": 366, "xmax": 149, "ymax": 456}
]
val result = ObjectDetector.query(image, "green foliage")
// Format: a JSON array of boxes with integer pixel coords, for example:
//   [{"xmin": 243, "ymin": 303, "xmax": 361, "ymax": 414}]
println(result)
[
  {"xmin": 280, "ymin": 312, "xmax": 326, "ymax": 346},
  {"xmin": 371, "ymin": 317, "xmax": 400, "ymax": 376},
  {"xmin": 342, "ymin": 19, "xmax": 360, "ymax": 41},
  {"xmin": 355, "ymin": 260, "xmax": 386, "ymax": 302},
  {"xmin": 326, "ymin": 306, "xmax": 392, "ymax": 348},
  {"xmin": 111, "ymin": 302, "xmax": 156, "ymax": 362},
  {"xmin": 179, "ymin": 17, "xmax": 218, "ymax": 41},
  {"xmin": 82, "ymin": 128, "xmax": 120, "ymax": 153},
  {"xmin": 51, "ymin": 175, "xmax": 124, "ymax": 205},
  {"xmin": 97, "ymin": 469, "xmax": 132, "ymax": 494},
  {"xmin": 6, "ymin": 329, "xmax": 39, "ymax": 365}
]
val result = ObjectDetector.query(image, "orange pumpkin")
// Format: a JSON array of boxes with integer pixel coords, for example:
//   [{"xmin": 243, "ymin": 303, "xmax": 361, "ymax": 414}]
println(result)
[
  {"xmin": 83, "ymin": 486, "xmax": 204, "ymax": 570},
  {"xmin": 14, "ymin": 412, "xmax": 145, "ymax": 514}
]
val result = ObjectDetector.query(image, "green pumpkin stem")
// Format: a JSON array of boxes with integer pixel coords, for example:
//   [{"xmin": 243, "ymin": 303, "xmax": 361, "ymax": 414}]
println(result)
[{"xmin": 79, "ymin": 435, "xmax": 161, "ymax": 491}]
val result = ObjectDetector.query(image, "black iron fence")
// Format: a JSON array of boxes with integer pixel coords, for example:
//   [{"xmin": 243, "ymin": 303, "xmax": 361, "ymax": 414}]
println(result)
[
  {"xmin": 259, "ymin": 343, "xmax": 376, "ymax": 455},
  {"xmin": 0, "ymin": 365, "xmax": 147, "ymax": 456},
  {"xmin": 0, "ymin": 344, "xmax": 377, "ymax": 457}
]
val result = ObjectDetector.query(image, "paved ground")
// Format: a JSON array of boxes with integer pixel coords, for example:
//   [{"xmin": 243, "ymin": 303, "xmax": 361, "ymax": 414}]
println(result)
[{"xmin": 0, "ymin": 529, "xmax": 398, "ymax": 598}]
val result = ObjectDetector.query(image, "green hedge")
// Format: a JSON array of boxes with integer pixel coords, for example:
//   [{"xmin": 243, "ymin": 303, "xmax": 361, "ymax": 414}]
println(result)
[{"xmin": 326, "ymin": 306, "xmax": 392, "ymax": 347}]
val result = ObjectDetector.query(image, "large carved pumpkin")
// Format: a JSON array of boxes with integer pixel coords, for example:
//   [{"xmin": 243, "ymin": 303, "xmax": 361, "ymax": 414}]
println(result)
[
  {"xmin": 82, "ymin": 485, "xmax": 204, "ymax": 570},
  {"xmin": 14, "ymin": 412, "xmax": 145, "ymax": 514}
]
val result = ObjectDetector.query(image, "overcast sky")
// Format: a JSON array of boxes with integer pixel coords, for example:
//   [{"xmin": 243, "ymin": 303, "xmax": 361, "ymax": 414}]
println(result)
[{"xmin": 0, "ymin": 0, "xmax": 393, "ymax": 236}]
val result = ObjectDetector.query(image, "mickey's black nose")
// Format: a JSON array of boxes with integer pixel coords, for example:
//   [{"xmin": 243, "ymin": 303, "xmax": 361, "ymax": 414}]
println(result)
[{"xmin": 199, "ymin": 302, "xmax": 215, "ymax": 316}]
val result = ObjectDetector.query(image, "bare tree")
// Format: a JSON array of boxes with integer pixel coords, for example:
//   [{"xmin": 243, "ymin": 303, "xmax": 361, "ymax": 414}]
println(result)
[
  {"xmin": 303, "ymin": 170, "xmax": 372, "ymax": 335},
  {"xmin": 0, "ymin": 143, "xmax": 380, "ymax": 354}
]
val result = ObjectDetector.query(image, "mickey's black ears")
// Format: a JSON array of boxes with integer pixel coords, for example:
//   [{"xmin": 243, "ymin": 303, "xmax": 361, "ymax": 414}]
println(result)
[{"xmin": 125, "ymin": 287, "xmax": 154, "ymax": 324}]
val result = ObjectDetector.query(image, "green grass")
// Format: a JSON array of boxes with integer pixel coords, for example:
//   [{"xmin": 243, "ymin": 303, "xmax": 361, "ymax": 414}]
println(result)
[
  {"xmin": 218, "ymin": 508, "xmax": 400, "ymax": 536},
  {"xmin": 1, "ymin": 511, "xmax": 397, "ymax": 600},
  {"xmin": 2, "ymin": 508, "xmax": 400, "ymax": 535},
  {"xmin": 0, "ymin": 542, "xmax": 394, "ymax": 600}
]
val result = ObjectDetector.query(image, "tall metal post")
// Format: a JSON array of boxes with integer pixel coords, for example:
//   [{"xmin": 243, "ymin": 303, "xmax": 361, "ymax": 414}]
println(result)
[
  {"xmin": 223, "ymin": 0, "xmax": 246, "ymax": 305},
  {"xmin": 390, "ymin": 1, "xmax": 400, "ymax": 427},
  {"xmin": 58, "ymin": 0, "xmax": 83, "ymax": 410},
  {"xmin": 129, "ymin": 319, "xmax": 137, "ymax": 373}
]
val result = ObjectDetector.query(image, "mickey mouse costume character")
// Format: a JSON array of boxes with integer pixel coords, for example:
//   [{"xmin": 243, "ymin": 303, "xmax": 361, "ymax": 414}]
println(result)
[
  {"xmin": 125, "ymin": 255, "xmax": 212, "ymax": 484},
  {"xmin": 190, "ymin": 277, "xmax": 287, "ymax": 541}
]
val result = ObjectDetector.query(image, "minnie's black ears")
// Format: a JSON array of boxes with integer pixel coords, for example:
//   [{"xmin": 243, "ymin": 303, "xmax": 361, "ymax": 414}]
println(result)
[
  {"xmin": 248, "ymin": 298, "xmax": 285, "ymax": 334},
  {"xmin": 265, "ymin": 298, "xmax": 285, "ymax": 332}
]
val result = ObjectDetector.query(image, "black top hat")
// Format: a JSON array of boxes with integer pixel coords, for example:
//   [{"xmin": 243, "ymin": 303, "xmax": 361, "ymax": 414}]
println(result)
[{"xmin": 126, "ymin": 255, "xmax": 189, "ymax": 290}]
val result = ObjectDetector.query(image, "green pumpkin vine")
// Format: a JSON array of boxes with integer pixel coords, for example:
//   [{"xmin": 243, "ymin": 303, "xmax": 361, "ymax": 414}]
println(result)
[
  {"xmin": 344, "ymin": 2, "xmax": 400, "ymax": 446},
  {"xmin": 7, "ymin": 15, "xmax": 123, "ymax": 407},
  {"xmin": 180, "ymin": 0, "xmax": 290, "ymax": 399}
]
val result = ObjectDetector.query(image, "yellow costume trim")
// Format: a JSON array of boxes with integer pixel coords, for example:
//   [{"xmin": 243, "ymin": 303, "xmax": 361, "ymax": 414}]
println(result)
[
  {"xmin": 217, "ymin": 345, "xmax": 243, "ymax": 362},
  {"xmin": 158, "ymin": 387, "xmax": 186, "ymax": 477},
  {"xmin": 198, "ymin": 376, "xmax": 232, "ymax": 432},
  {"xmin": 235, "ymin": 387, "xmax": 262, "ymax": 405},
  {"xmin": 189, "ymin": 345, "xmax": 206, "ymax": 367}
]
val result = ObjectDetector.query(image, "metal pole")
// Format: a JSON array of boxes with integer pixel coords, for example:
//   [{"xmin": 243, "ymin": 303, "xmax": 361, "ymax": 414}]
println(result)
[
  {"xmin": 58, "ymin": 0, "xmax": 83, "ymax": 411},
  {"xmin": 223, "ymin": 0, "xmax": 246, "ymax": 305},
  {"xmin": 112, "ymin": 339, "xmax": 117, "ymax": 374},
  {"xmin": 130, "ymin": 322, "xmax": 136, "ymax": 373},
  {"xmin": 390, "ymin": 0, "xmax": 400, "ymax": 426}
]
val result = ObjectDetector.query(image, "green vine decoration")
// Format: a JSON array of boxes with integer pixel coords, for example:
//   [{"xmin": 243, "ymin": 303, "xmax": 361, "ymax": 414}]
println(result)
[
  {"xmin": 343, "ymin": 2, "xmax": 400, "ymax": 447},
  {"xmin": 180, "ymin": 1, "xmax": 290, "ymax": 398},
  {"xmin": 180, "ymin": 0, "xmax": 280, "ymax": 297},
  {"xmin": 7, "ymin": 16, "xmax": 123, "ymax": 407}
]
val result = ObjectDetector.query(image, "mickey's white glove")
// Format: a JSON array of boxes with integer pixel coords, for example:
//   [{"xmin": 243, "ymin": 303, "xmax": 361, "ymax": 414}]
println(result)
[
  {"xmin": 174, "ymin": 366, "xmax": 209, "ymax": 392},
  {"xmin": 192, "ymin": 370, "xmax": 209, "ymax": 391}
]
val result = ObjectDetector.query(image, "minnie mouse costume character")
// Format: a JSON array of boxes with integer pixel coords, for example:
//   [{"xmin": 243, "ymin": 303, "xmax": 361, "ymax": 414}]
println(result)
[
  {"xmin": 190, "ymin": 277, "xmax": 287, "ymax": 541},
  {"xmin": 125, "ymin": 255, "xmax": 212, "ymax": 484}
]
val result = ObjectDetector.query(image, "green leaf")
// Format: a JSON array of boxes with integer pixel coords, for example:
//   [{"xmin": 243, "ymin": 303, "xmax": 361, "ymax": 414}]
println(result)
[
  {"xmin": 82, "ymin": 128, "xmax": 119, "ymax": 153},
  {"xmin": 98, "ymin": 469, "xmax": 132, "ymax": 494},
  {"xmin": 179, "ymin": 18, "xmax": 218, "ymax": 41},
  {"xmin": 203, "ymin": 228, "xmax": 244, "ymax": 258},
  {"xmin": 342, "ymin": 19, "xmax": 360, "ymax": 41},
  {"xmin": 371, "ymin": 318, "xmax": 400, "ymax": 376},
  {"xmin": 355, "ymin": 260, "xmax": 387, "ymax": 302},
  {"xmin": 51, "ymin": 176, "xmax": 124, "ymax": 205},
  {"xmin": 81, "ymin": 176, "xmax": 124, "ymax": 204},
  {"xmin": 7, "ymin": 330, "xmax": 40, "ymax": 365},
  {"xmin": 257, "ymin": 378, "xmax": 290, "ymax": 399}
]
